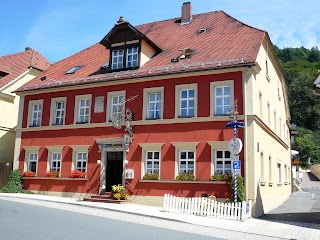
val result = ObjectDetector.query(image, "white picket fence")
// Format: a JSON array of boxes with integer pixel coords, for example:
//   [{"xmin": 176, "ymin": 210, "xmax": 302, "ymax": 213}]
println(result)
[{"xmin": 163, "ymin": 194, "xmax": 252, "ymax": 221}]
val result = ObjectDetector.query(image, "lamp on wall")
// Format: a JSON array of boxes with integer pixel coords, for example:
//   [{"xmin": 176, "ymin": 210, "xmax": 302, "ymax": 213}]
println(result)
[
  {"xmin": 124, "ymin": 159, "xmax": 128, "ymax": 167},
  {"xmin": 97, "ymin": 160, "xmax": 101, "ymax": 165}
]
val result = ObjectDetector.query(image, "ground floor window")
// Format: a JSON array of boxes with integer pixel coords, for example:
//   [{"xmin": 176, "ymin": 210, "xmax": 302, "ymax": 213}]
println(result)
[
  {"xmin": 215, "ymin": 150, "xmax": 231, "ymax": 174},
  {"xmin": 178, "ymin": 150, "xmax": 195, "ymax": 174},
  {"xmin": 76, "ymin": 152, "xmax": 87, "ymax": 172},
  {"xmin": 28, "ymin": 153, "xmax": 38, "ymax": 172},
  {"xmin": 277, "ymin": 163, "xmax": 281, "ymax": 183},
  {"xmin": 51, "ymin": 152, "xmax": 61, "ymax": 172},
  {"xmin": 146, "ymin": 151, "xmax": 160, "ymax": 174}
]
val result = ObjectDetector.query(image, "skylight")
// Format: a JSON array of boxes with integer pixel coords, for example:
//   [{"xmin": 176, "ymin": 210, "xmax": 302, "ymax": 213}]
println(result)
[{"xmin": 66, "ymin": 66, "xmax": 81, "ymax": 74}]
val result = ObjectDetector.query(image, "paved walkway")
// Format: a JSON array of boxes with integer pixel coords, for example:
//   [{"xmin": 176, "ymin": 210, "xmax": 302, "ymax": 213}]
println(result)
[{"xmin": 0, "ymin": 193, "xmax": 319, "ymax": 240}]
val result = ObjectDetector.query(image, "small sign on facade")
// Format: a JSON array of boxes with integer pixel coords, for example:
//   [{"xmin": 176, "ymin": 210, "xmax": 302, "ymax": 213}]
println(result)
[
  {"xmin": 232, "ymin": 160, "xmax": 241, "ymax": 170},
  {"xmin": 94, "ymin": 96, "xmax": 104, "ymax": 113}
]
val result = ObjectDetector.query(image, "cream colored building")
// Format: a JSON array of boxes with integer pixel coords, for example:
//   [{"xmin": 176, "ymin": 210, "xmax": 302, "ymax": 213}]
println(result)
[
  {"xmin": 0, "ymin": 48, "xmax": 49, "ymax": 163},
  {"xmin": 244, "ymin": 37, "xmax": 291, "ymax": 216}
]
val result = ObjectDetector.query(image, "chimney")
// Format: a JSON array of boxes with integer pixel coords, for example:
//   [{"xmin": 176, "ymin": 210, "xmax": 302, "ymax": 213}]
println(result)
[{"xmin": 181, "ymin": 2, "xmax": 192, "ymax": 24}]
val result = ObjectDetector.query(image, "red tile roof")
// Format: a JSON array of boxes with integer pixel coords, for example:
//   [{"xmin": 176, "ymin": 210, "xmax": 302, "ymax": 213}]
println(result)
[
  {"xmin": 0, "ymin": 48, "xmax": 50, "ymax": 89},
  {"xmin": 17, "ymin": 10, "xmax": 266, "ymax": 92}
]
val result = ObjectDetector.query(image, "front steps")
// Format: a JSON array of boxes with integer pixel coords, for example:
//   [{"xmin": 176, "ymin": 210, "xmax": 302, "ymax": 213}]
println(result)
[{"xmin": 83, "ymin": 192, "xmax": 130, "ymax": 204}]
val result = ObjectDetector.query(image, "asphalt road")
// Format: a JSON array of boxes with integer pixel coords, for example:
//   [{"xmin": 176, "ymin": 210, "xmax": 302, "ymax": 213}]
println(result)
[{"xmin": 0, "ymin": 199, "xmax": 224, "ymax": 240}]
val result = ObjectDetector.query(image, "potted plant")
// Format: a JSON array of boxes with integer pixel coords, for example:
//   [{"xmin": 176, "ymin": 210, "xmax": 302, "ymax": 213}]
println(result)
[
  {"xmin": 211, "ymin": 173, "xmax": 230, "ymax": 181},
  {"xmin": 176, "ymin": 172, "xmax": 195, "ymax": 181},
  {"xmin": 70, "ymin": 169, "xmax": 86, "ymax": 178},
  {"xmin": 111, "ymin": 184, "xmax": 128, "ymax": 200},
  {"xmin": 45, "ymin": 170, "xmax": 59, "ymax": 178},
  {"xmin": 143, "ymin": 173, "xmax": 159, "ymax": 180},
  {"xmin": 22, "ymin": 171, "xmax": 35, "ymax": 177}
]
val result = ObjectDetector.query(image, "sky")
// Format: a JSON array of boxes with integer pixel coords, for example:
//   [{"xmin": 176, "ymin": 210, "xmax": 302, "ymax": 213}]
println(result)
[{"xmin": 0, "ymin": 0, "xmax": 319, "ymax": 63}]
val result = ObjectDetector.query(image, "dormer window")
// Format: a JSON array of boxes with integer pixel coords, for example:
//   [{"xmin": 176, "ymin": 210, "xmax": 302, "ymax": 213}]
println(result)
[{"xmin": 111, "ymin": 44, "xmax": 139, "ymax": 70}]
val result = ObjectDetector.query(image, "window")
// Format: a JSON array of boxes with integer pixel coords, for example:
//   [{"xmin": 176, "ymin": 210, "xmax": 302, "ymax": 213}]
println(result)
[
  {"xmin": 50, "ymin": 97, "xmax": 66, "ymax": 126},
  {"xmin": 266, "ymin": 59, "xmax": 269, "ymax": 79},
  {"xmin": 215, "ymin": 150, "xmax": 231, "ymax": 174},
  {"xmin": 277, "ymin": 162, "xmax": 281, "ymax": 183},
  {"xmin": 107, "ymin": 91, "xmax": 126, "ymax": 122},
  {"xmin": 66, "ymin": 66, "xmax": 81, "ymax": 74},
  {"xmin": 74, "ymin": 95, "xmax": 92, "ymax": 124},
  {"xmin": 210, "ymin": 80, "xmax": 234, "ymax": 116},
  {"xmin": 147, "ymin": 93, "xmax": 161, "ymax": 119},
  {"xmin": 259, "ymin": 91, "xmax": 262, "ymax": 119},
  {"xmin": 260, "ymin": 152, "xmax": 264, "ymax": 182},
  {"xmin": 28, "ymin": 100, "xmax": 43, "ymax": 127},
  {"xmin": 28, "ymin": 153, "xmax": 38, "ymax": 173},
  {"xmin": 284, "ymin": 164, "xmax": 287, "ymax": 183},
  {"xmin": 143, "ymin": 87, "xmax": 164, "ymax": 120},
  {"xmin": 126, "ymin": 47, "xmax": 138, "ymax": 68},
  {"xmin": 269, "ymin": 156, "xmax": 272, "ymax": 183},
  {"xmin": 279, "ymin": 117, "xmax": 282, "ymax": 138},
  {"xmin": 145, "ymin": 151, "xmax": 160, "ymax": 174},
  {"xmin": 267, "ymin": 102, "xmax": 270, "ymax": 127},
  {"xmin": 76, "ymin": 152, "xmax": 87, "ymax": 172},
  {"xmin": 178, "ymin": 150, "xmax": 195, "ymax": 174},
  {"xmin": 274, "ymin": 111, "xmax": 277, "ymax": 134},
  {"xmin": 175, "ymin": 84, "xmax": 197, "ymax": 118},
  {"xmin": 51, "ymin": 152, "xmax": 61, "ymax": 172},
  {"xmin": 112, "ymin": 49, "xmax": 124, "ymax": 69}
]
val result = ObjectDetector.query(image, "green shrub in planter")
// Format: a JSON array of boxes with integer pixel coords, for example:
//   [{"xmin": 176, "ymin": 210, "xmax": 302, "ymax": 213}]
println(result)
[
  {"xmin": 0, "ymin": 169, "xmax": 33, "ymax": 194},
  {"xmin": 176, "ymin": 172, "xmax": 195, "ymax": 181},
  {"xmin": 143, "ymin": 173, "xmax": 159, "ymax": 180}
]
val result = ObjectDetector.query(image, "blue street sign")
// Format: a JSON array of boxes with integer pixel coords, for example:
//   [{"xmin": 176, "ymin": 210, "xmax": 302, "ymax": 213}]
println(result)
[{"xmin": 232, "ymin": 160, "xmax": 241, "ymax": 170}]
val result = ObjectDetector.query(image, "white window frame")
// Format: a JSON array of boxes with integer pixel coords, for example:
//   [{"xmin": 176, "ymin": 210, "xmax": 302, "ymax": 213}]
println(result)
[
  {"xmin": 28, "ymin": 153, "xmax": 38, "ymax": 173},
  {"xmin": 70, "ymin": 145, "xmax": 90, "ymax": 173},
  {"xmin": 259, "ymin": 91, "xmax": 262, "ymax": 120},
  {"xmin": 277, "ymin": 161, "xmax": 282, "ymax": 184},
  {"xmin": 175, "ymin": 83, "xmax": 197, "ymax": 118},
  {"xmin": 22, "ymin": 146, "xmax": 41, "ymax": 175},
  {"xmin": 267, "ymin": 102, "xmax": 270, "ymax": 127},
  {"xmin": 260, "ymin": 152, "xmax": 264, "ymax": 182},
  {"xmin": 214, "ymin": 150, "xmax": 232, "ymax": 175},
  {"xmin": 106, "ymin": 90, "xmax": 126, "ymax": 122},
  {"xmin": 143, "ymin": 87, "xmax": 164, "ymax": 120},
  {"xmin": 46, "ymin": 146, "xmax": 64, "ymax": 175},
  {"xmin": 172, "ymin": 142, "xmax": 199, "ymax": 178},
  {"xmin": 50, "ymin": 97, "xmax": 66, "ymax": 126},
  {"xmin": 112, "ymin": 49, "xmax": 124, "ymax": 70},
  {"xmin": 28, "ymin": 99, "xmax": 43, "ymax": 127},
  {"xmin": 207, "ymin": 141, "xmax": 231, "ymax": 176},
  {"xmin": 210, "ymin": 80, "xmax": 234, "ymax": 116},
  {"xmin": 74, "ymin": 94, "xmax": 92, "ymax": 124},
  {"xmin": 145, "ymin": 151, "xmax": 160, "ymax": 174},
  {"xmin": 139, "ymin": 143, "xmax": 164, "ymax": 179},
  {"xmin": 178, "ymin": 150, "xmax": 195, "ymax": 175},
  {"xmin": 126, "ymin": 47, "xmax": 139, "ymax": 68}
]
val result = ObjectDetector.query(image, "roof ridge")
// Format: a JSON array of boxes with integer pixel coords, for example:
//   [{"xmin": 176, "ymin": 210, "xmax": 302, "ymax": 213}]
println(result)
[{"xmin": 220, "ymin": 10, "xmax": 266, "ymax": 33}]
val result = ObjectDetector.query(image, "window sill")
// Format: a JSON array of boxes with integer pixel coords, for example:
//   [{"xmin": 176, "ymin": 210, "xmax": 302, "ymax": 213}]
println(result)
[
  {"xmin": 260, "ymin": 181, "xmax": 267, "ymax": 186},
  {"xmin": 277, "ymin": 183, "xmax": 282, "ymax": 187},
  {"xmin": 52, "ymin": 123, "xmax": 64, "ymax": 126},
  {"xmin": 284, "ymin": 182, "xmax": 289, "ymax": 185},
  {"xmin": 139, "ymin": 179, "xmax": 228, "ymax": 184},
  {"xmin": 177, "ymin": 116, "xmax": 195, "ymax": 118},
  {"xmin": 278, "ymin": 95, "xmax": 281, "ymax": 101},
  {"xmin": 29, "ymin": 125, "xmax": 40, "ymax": 128},
  {"xmin": 269, "ymin": 182, "xmax": 273, "ymax": 187},
  {"xmin": 145, "ymin": 117, "xmax": 161, "ymax": 120},
  {"xmin": 22, "ymin": 177, "xmax": 88, "ymax": 180},
  {"xmin": 76, "ymin": 121, "xmax": 89, "ymax": 124}
]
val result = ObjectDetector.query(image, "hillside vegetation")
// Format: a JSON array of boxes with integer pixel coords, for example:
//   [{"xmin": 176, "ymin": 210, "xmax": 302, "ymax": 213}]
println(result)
[{"xmin": 274, "ymin": 46, "xmax": 320, "ymax": 166}]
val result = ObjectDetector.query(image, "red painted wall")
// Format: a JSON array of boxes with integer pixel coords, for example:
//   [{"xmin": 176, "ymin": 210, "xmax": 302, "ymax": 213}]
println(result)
[{"xmin": 19, "ymin": 71, "xmax": 244, "ymax": 198}]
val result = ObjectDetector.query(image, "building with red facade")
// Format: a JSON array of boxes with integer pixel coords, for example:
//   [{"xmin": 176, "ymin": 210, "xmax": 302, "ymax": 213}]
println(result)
[{"xmin": 13, "ymin": 2, "xmax": 291, "ymax": 216}]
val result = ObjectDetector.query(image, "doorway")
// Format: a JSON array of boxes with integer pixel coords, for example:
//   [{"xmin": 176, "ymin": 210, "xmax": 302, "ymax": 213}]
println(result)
[{"xmin": 105, "ymin": 151, "xmax": 123, "ymax": 192}]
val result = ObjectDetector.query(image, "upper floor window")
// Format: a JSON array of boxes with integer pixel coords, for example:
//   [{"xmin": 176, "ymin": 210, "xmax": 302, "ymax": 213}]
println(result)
[
  {"xmin": 107, "ymin": 91, "xmax": 126, "ymax": 122},
  {"xmin": 210, "ymin": 80, "xmax": 234, "ymax": 116},
  {"xmin": 175, "ymin": 84, "xmax": 197, "ymax": 118},
  {"xmin": 50, "ymin": 97, "xmax": 66, "ymax": 126},
  {"xmin": 112, "ymin": 50, "xmax": 124, "ymax": 69},
  {"xmin": 74, "ymin": 95, "xmax": 92, "ymax": 124},
  {"xmin": 28, "ymin": 100, "xmax": 43, "ymax": 127},
  {"xmin": 111, "ymin": 45, "xmax": 139, "ymax": 70},
  {"xmin": 126, "ymin": 47, "xmax": 139, "ymax": 68}
]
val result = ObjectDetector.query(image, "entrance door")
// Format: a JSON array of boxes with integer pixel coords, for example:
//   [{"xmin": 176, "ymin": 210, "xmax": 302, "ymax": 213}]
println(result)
[{"xmin": 106, "ymin": 151, "xmax": 123, "ymax": 192}]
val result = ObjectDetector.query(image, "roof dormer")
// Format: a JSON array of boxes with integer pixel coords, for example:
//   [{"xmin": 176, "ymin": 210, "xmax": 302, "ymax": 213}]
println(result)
[{"xmin": 100, "ymin": 17, "xmax": 161, "ymax": 72}]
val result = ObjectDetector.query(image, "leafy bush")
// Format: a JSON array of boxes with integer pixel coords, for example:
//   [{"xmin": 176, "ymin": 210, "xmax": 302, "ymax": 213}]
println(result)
[
  {"xmin": 70, "ymin": 170, "xmax": 86, "ymax": 178},
  {"xmin": 227, "ymin": 175, "xmax": 246, "ymax": 202},
  {"xmin": 45, "ymin": 171, "xmax": 59, "ymax": 177},
  {"xmin": 176, "ymin": 172, "xmax": 195, "ymax": 181},
  {"xmin": 111, "ymin": 184, "xmax": 128, "ymax": 200},
  {"xmin": 22, "ymin": 171, "xmax": 35, "ymax": 177},
  {"xmin": 211, "ymin": 173, "xmax": 230, "ymax": 181},
  {"xmin": 0, "ymin": 169, "xmax": 33, "ymax": 194},
  {"xmin": 143, "ymin": 173, "xmax": 159, "ymax": 180}
]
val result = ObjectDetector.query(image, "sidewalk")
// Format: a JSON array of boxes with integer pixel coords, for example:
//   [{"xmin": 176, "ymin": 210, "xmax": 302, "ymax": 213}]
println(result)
[{"xmin": 0, "ymin": 193, "xmax": 319, "ymax": 240}]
